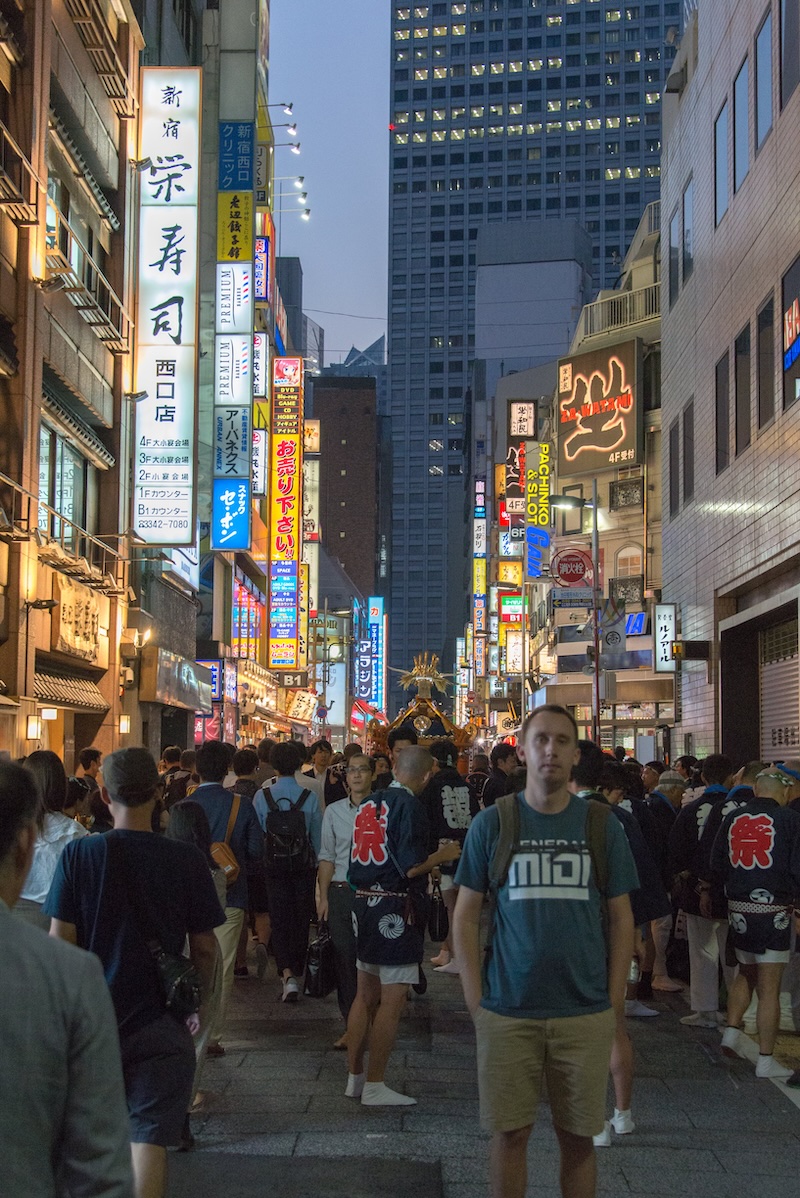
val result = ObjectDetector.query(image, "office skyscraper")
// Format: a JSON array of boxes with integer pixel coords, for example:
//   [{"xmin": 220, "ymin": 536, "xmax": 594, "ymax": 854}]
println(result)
[{"xmin": 386, "ymin": 0, "xmax": 679, "ymax": 698}]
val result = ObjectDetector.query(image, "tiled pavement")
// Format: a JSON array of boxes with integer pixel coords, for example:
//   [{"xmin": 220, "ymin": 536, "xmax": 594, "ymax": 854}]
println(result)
[{"xmin": 170, "ymin": 957, "xmax": 800, "ymax": 1198}]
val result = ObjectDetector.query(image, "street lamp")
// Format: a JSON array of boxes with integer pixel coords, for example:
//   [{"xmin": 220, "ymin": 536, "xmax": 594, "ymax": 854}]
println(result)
[{"xmin": 550, "ymin": 480, "xmax": 601, "ymax": 744}]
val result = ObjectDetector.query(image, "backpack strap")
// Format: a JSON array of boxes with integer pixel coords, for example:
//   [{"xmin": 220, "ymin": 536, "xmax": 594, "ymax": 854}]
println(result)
[
  {"xmin": 265, "ymin": 791, "xmax": 280, "ymax": 813},
  {"xmin": 290, "ymin": 789, "xmax": 311, "ymax": 811},
  {"xmin": 585, "ymin": 799, "xmax": 611, "ymax": 953},
  {"xmin": 483, "ymin": 792, "xmax": 521, "ymax": 986},
  {"xmin": 223, "ymin": 794, "xmax": 240, "ymax": 846}
]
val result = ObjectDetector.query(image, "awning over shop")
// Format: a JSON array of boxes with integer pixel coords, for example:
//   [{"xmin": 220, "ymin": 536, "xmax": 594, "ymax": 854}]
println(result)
[
  {"xmin": 351, "ymin": 700, "xmax": 388, "ymax": 724},
  {"xmin": 34, "ymin": 671, "xmax": 109, "ymax": 712},
  {"xmin": 0, "ymin": 693, "xmax": 20, "ymax": 708}
]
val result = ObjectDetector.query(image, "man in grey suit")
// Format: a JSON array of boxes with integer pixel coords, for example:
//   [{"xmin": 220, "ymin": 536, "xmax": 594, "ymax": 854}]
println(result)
[{"xmin": 0, "ymin": 760, "xmax": 133, "ymax": 1197}]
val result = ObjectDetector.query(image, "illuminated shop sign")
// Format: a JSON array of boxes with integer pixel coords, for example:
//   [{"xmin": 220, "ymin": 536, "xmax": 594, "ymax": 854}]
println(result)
[
  {"xmin": 557, "ymin": 339, "xmax": 642, "ymax": 476},
  {"xmin": 253, "ymin": 332, "xmax": 269, "ymax": 397},
  {"xmin": 654, "ymin": 603, "xmax": 677, "ymax": 673},
  {"xmin": 508, "ymin": 400, "xmax": 536, "ymax": 440},
  {"xmin": 368, "ymin": 596, "xmax": 385, "ymax": 709},
  {"xmin": 216, "ymin": 264, "xmax": 253, "ymax": 334},
  {"xmin": 782, "ymin": 254, "xmax": 800, "ymax": 407},
  {"xmin": 134, "ymin": 68, "xmax": 202, "ymax": 546},
  {"xmin": 218, "ymin": 121, "xmax": 254, "ymax": 190},
  {"xmin": 268, "ymin": 357, "xmax": 303, "ymax": 670},
  {"xmin": 525, "ymin": 440, "xmax": 551, "ymax": 579}
]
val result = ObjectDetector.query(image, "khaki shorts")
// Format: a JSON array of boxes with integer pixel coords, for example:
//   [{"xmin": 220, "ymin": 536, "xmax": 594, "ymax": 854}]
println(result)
[{"xmin": 474, "ymin": 1005, "xmax": 615, "ymax": 1136}]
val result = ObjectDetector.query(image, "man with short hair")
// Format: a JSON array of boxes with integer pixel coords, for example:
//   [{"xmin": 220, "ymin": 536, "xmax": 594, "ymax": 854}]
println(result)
[
  {"xmin": 1, "ymin": 761, "xmax": 134, "ymax": 1198},
  {"xmin": 304, "ymin": 737, "xmax": 347, "ymax": 805},
  {"xmin": 46, "ymin": 748, "xmax": 223, "ymax": 1198},
  {"xmin": 78, "ymin": 746, "xmax": 102, "ymax": 794},
  {"xmin": 386, "ymin": 723, "xmax": 418, "ymax": 771},
  {"xmin": 317, "ymin": 752, "xmax": 374, "ymax": 1045},
  {"xmin": 669, "ymin": 753, "xmax": 735, "ymax": 1028},
  {"xmin": 453, "ymin": 706, "xmax": 638, "ymax": 1198},
  {"xmin": 253, "ymin": 738, "xmax": 277, "ymax": 791},
  {"xmin": 641, "ymin": 760, "xmax": 666, "ymax": 796},
  {"xmin": 714, "ymin": 766, "xmax": 800, "ymax": 1079},
  {"xmin": 645, "ymin": 769, "xmax": 690, "ymax": 993},
  {"xmin": 466, "ymin": 752, "xmax": 491, "ymax": 810},
  {"xmin": 346, "ymin": 746, "xmax": 461, "ymax": 1105},
  {"xmin": 160, "ymin": 746, "xmax": 191, "ymax": 809},
  {"xmin": 481, "ymin": 742, "xmax": 519, "ymax": 808},
  {"xmin": 191, "ymin": 740, "xmax": 264, "ymax": 1052}
]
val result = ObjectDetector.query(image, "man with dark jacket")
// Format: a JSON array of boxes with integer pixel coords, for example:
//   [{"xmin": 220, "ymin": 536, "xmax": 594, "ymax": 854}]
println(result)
[
  {"xmin": 480, "ymin": 743, "xmax": 519, "ymax": 808},
  {"xmin": 668, "ymin": 753, "xmax": 735, "ymax": 1028},
  {"xmin": 191, "ymin": 740, "xmax": 264, "ymax": 1053},
  {"xmin": 418, "ymin": 739, "xmax": 475, "ymax": 975},
  {"xmin": 46, "ymin": 748, "xmax": 223, "ymax": 1197},
  {"xmin": 466, "ymin": 753, "xmax": 491, "ymax": 810}
]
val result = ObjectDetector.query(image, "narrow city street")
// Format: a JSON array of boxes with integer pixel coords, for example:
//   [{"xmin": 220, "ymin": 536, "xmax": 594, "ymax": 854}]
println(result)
[{"xmin": 171, "ymin": 948, "xmax": 800, "ymax": 1198}]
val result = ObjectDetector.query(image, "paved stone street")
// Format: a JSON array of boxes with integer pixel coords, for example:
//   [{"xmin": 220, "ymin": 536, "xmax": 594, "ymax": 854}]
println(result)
[{"xmin": 170, "ymin": 951, "xmax": 800, "ymax": 1198}]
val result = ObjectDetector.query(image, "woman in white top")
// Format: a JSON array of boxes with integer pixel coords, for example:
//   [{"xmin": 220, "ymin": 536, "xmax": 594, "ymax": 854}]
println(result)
[{"xmin": 15, "ymin": 750, "xmax": 88, "ymax": 930}]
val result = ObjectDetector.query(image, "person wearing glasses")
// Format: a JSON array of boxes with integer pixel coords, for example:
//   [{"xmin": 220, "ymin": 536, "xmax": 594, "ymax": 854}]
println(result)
[{"xmin": 317, "ymin": 753, "xmax": 374, "ymax": 1048}]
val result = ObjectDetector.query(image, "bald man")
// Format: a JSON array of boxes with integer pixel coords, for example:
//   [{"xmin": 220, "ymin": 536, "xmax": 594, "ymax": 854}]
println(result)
[
  {"xmin": 712, "ymin": 766, "xmax": 800, "ymax": 1079},
  {"xmin": 345, "ymin": 746, "xmax": 460, "ymax": 1106}
]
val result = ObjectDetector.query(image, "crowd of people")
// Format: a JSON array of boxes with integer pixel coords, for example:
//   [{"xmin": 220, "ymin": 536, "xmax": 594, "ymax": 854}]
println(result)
[{"xmin": 2, "ymin": 714, "xmax": 800, "ymax": 1198}]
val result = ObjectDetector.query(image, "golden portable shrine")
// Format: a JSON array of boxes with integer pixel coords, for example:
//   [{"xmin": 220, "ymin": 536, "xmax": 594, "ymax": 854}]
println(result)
[{"xmin": 366, "ymin": 652, "xmax": 477, "ymax": 754}]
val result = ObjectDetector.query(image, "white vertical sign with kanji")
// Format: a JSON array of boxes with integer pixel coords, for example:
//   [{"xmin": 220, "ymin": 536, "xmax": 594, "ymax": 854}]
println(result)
[{"xmin": 133, "ymin": 69, "xmax": 202, "ymax": 546}]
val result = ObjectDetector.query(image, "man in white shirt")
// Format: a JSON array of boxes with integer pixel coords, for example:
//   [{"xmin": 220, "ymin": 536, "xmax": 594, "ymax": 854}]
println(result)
[{"xmin": 317, "ymin": 753, "xmax": 373, "ymax": 1047}]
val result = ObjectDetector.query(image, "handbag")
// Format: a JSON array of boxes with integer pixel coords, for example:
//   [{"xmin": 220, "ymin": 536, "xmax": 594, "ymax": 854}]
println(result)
[
  {"xmin": 111, "ymin": 835, "xmax": 202, "ymax": 1022},
  {"xmin": 428, "ymin": 880, "xmax": 450, "ymax": 943},
  {"xmin": 303, "ymin": 920, "xmax": 338, "ymax": 998},
  {"xmin": 210, "ymin": 794, "xmax": 240, "ymax": 886}
]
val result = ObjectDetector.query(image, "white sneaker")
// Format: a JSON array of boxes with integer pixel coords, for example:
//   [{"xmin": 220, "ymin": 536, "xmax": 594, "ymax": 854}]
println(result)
[
  {"xmin": 592, "ymin": 1121, "xmax": 611, "ymax": 1147},
  {"xmin": 755, "ymin": 1055, "xmax": 793, "ymax": 1081},
  {"xmin": 779, "ymin": 1015, "xmax": 798, "ymax": 1033},
  {"xmin": 361, "ymin": 1081, "xmax": 416, "ymax": 1106},
  {"xmin": 345, "ymin": 1072, "xmax": 365, "ymax": 1098},
  {"xmin": 680, "ymin": 1011, "xmax": 719, "ymax": 1028},
  {"xmin": 743, "ymin": 1020, "xmax": 757, "ymax": 1035},
  {"xmin": 281, "ymin": 976, "xmax": 299, "ymax": 1003},
  {"xmin": 610, "ymin": 1108, "xmax": 635, "ymax": 1135},
  {"xmin": 720, "ymin": 1027, "xmax": 747, "ymax": 1059},
  {"xmin": 651, "ymin": 976, "xmax": 684, "ymax": 992},
  {"xmin": 625, "ymin": 999, "xmax": 659, "ymax": 1018},
  {"xmin": 433, "ymin": 960, "xmax": 461, "ymax": 975}
]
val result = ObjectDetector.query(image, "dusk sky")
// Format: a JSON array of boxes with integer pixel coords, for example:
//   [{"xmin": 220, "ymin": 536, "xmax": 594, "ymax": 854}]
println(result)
[{"xmin": 269, "ymin": 1, "xmax": 390, "ymax": 363}]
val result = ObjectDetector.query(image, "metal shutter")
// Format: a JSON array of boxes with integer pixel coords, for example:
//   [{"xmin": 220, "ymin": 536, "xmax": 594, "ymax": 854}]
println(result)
[{"xmin": 759, "ymin": 620, "xmax": 800, "ymax": 759}]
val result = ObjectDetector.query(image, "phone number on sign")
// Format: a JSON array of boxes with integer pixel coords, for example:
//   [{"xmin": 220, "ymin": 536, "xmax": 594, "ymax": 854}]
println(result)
[{"xmin": 136, "ymin": 519, "xmax": 190, "ymax": 530}]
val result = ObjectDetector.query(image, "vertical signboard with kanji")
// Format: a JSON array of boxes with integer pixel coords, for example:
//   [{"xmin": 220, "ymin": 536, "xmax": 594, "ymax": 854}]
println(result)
[
  {"xmin": 134, "ymin": 68, "xmax": 202, "ymax": 546},
  {"xmin": 654, "ymin": 603, "xmax": 677, "ymax": 672},
  {"xmin": 368, "ymin": 596, "xmax": 385, "ymax": 710},
  {"xmin": 268, "ymin": 358, "xmax": 304, "ymax": 669}
]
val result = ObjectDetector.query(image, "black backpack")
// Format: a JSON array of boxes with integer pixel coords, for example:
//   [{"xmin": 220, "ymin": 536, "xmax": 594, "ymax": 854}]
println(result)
[{"xmin": 263, "ymin": 789, "xmax": 314, "ymax": 875}]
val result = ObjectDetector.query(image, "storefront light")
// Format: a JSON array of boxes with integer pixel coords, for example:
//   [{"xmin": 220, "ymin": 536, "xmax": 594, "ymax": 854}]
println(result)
[
  {"xmin": 119, "ymin": 715, "xmax": 131, "ymax": 735},
  {"xmin": 40, "ymin": 708, "xmax": 58, "ymax": 721},
  {"xmin": 26, "ymin": 715, "xmax": 42, "ymax": 740}
]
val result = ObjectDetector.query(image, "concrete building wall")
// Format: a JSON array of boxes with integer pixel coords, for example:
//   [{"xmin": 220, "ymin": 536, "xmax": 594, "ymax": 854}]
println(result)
[{"xmin": 661, "ymin": 1, "xmax": 800, "ymax": 760}]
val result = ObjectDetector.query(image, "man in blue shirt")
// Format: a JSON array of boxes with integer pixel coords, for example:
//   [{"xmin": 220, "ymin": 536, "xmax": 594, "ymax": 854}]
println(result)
[
  {"xmin": 46, "ymin": 747, "xmax": 223, "ymax": 1198},
  {"xmin": 191, "ymin": 739, "xmax": 264, "ymax": 1053},
  {"xmin": 453, "ymin": 705, "xmax": 638, "ymax": 1198},
  {"xmin": 254, "ymin": 740, "xmax": 322, "ymax": 1002}
]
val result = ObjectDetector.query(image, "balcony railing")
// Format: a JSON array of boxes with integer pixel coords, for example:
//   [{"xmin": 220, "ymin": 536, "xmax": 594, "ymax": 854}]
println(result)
[
  {"xmin": 45, "ymin": 199, "xmax": 131, "ymax": 354},
  {"xmin": 62, "ymin": 0, "xmax": 137, "ymax": 120},
  {"xmin": 0, "ymin": 120, "xmax": 42, "ymax": 227},
  {"xmin": 0, "ymin": 470, "xmax": 127, "ymax": 596},
  {"xmin": 577, "ymin": 282, "xmax": 661, "ymax": 341}
]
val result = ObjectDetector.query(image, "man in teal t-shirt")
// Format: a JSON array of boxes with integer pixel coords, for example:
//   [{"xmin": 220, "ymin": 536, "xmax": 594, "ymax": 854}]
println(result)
[{"xmin": 453, "ymin": 705, "xmax": 637, "ymax": 1198}]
